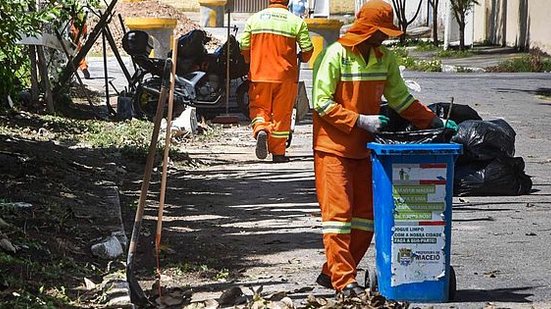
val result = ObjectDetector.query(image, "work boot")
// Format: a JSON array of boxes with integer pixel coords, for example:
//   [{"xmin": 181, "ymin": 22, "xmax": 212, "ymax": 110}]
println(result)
[
  {"xmin": 340, "ymin": 282, "xmax": 366, "ymax": 298},
  {"xmin": 272, "ymin": 155, "xmax": 290, "ymax": 163},
  {"xmin": 315, "ymin": 273, "xmax": 333, "ymax": 289},
  {"xmin": 82, "ymin": 68, "xmax": 91, "ymax": 79},
  {"xmin": 255, "ymin": 131, "xmax": 268, "ymax": 159}
]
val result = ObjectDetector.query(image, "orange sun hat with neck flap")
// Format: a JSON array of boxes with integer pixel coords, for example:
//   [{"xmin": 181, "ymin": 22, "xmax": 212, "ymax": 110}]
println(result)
[{"xmin": 338, "ymin": 0, "xmax": 403, "ymax": 47}]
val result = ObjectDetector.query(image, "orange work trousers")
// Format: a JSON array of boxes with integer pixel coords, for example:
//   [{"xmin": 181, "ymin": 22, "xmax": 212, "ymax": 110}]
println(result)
[
  {"xmin": 249, "ymin": 81, "xmax": 297, "ymax": 156},
  {"xmin": 314, "ymin": 151, "xmax": 374, "ymax": 291}
]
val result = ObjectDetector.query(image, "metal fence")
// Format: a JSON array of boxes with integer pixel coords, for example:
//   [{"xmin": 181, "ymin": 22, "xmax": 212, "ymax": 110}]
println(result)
[{"xmin": 228, "ymin": 0, "xmax": 269, "ymax": 13}]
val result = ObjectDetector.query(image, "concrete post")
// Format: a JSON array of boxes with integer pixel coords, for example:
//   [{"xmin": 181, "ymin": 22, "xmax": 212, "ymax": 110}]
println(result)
[
  {"xmin": 198, "ymin": 0, "xmax": 227, "ymax": 28},
  {"xmin": 303, "ymin": 18, "xmax": 343, "ymax": 69},
  {"xmin": 125, "ymin": 18, "xmax": 178, "ymax": 59}
]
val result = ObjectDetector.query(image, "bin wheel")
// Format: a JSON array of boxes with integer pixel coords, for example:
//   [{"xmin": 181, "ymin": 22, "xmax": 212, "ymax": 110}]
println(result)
[
  {"xmin": 449, "ymin": 265, "xmax": 457, "ymax": 300},
  {"xmin": 364, "ymin": 266, "xmax": 378, "ymax": 291}
]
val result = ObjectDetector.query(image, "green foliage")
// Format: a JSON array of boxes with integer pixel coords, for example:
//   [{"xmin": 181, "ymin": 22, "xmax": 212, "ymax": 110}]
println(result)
[
  {"xmin": 449, "ymin": 0, "xmax": 480, "ymax": 19},
  {"xmin": 489, "ymin": 52, "xmax": 551, "ymax": 72},
  {"xmin": 414, "ymin": 41, "xmax": 440, "ymax": 52},
  {"xmin": 0, "ymin": 0, "xmax": 98, "ymax": 105},
  {"xmin": 0, "ymin": 0, "xmax": 46, "ymax": 101},
  {"xmin": 214, "ymin": 268, "xmax": 230, "ymax": 281},
  {"xmin": 449, "ymin": 0, "xmax": 480, "ymax": 49},
  {"xmin": 408, "ymin": 59, "xmax": 443, "ymax": 72},
  {"xmin": 436, "ymin": 49, "xmax": 474, "ymax": 58},
  {"xmin": 391, "ymin": 47, "xmax": 443, "ymax": 72}
]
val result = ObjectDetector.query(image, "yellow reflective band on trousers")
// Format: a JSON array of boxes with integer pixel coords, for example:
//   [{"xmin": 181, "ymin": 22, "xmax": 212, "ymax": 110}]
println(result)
[
  {"xmin": 271, "ymin": 131, "xmax": 289, "ymax": 138},
  {"xmin": 251, "ymin": 116, "xmax": 265, "ymax": 126},
  {"xmin": 322, "ymin": 221, "xmax": 352, "ymax": 234},
  {"xmin": 351, "ymin": 217, "xmax": 374, "ymax": 232}
]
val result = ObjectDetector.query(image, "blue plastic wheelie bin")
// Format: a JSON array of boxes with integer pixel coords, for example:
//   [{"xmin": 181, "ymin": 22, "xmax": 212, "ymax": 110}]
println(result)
[{"xmin": 367, "ymin": 142, "xmax": 462, "ymax": 302}]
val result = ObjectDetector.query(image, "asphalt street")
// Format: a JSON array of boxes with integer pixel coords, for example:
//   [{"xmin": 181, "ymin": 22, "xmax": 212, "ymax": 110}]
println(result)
[{"xmin": 81, "ymin": 57, "xmax": 551, "ymax": 308}]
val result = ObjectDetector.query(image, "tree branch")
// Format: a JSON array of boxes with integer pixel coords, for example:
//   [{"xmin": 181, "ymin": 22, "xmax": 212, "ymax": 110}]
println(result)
[{"xmin": 407, "ymin": 0, "xmax": 424, "ymax": 26}]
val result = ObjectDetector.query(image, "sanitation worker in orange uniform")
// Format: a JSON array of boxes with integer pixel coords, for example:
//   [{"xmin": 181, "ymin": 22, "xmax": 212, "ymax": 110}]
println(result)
[
  {"xmin": 311, "ymin": 0, "xmax": 458, "ymax": 296},
  {"xmin": 240, "ymin": 0, "xmax": 314, "ymax": 163},
  {"xmin": 69, "ymin": 16, "xmax": 90, "ymax": 79}
]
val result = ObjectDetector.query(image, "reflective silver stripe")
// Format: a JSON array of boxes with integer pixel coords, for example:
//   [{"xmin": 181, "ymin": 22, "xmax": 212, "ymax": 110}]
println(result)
[
  {"xmin": 351, "ymin": 217, "xmax": 374, "ymax": 232},
  {"xmin": 341, "ymin": 72, "xmax": 387, "ymax": 81},
  {"xmin": 322, "ymin": 221, "xmax": 351, "ymax": 234},
  {"xmin": 394, "ymin": 94, "xmax": 415, "ymax": 113},
  {"xmin": 315, "ymin": 99, "xmax": 336, "ymax": 116},
  {"xmin": 250, "ymin": 28, "xmax": 296, "ymax": 38}
]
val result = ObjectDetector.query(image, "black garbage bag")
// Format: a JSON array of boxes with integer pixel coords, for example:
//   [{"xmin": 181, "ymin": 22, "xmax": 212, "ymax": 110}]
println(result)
[
  {"xmin": 379, "ymin": 104, "xmax": 412, "ymax": 132},
  {"xmin": 451, "ymin": 119, "xmax": 516, "ymax": 163},
  {"xmin": 374, "ymin": 128, "xmax": 455, "ymax": 144},
  {"xmin": 427, "ymin": 102, "xmax": 482, "ymax": 124},
  {"xmin": 453, "ymin": 157, "xmax": 532, "ymax": 196}
]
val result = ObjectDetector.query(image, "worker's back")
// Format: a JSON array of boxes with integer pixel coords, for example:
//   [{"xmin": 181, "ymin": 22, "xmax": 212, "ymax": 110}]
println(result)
[{"xmin": 240, "ymin": 5, "xmax": 312, "ymax": 82}]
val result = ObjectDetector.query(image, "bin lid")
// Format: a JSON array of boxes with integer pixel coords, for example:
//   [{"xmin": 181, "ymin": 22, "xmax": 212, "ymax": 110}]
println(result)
[{"xmin": 367, "ymin": 142, "xmax": 463, "ymax": 155}]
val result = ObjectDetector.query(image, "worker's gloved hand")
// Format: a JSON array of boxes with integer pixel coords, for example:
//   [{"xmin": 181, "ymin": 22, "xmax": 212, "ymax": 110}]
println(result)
[
  {"xmin": 431, "ymin": 117, "xmax": 459, "ymax": 132},
  {"xmin": 297, "ymin": 52, "xmax": 304, "ymax": 63},
  {"xmin": 356, "ymin": 115, "xmax": 390, "ymax": 133}
]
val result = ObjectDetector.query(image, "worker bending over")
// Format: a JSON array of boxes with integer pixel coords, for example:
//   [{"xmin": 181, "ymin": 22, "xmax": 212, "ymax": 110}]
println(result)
[{"xmin": 312, "ymin": 0, "xmax": 458, "ymax": 296}]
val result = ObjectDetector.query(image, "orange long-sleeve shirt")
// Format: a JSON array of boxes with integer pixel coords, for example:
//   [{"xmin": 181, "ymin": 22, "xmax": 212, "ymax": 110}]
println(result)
[
  {"xmin": 312, "ymin": 43, "xmax": 437, "ymax": 159},
  {"xmin": 239, "ymin": 4, "xmax": 314, "ymax": 82}
]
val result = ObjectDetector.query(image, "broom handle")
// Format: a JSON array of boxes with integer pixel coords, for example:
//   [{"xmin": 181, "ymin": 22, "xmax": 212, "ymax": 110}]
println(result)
[
  {"xmin": 127, "ymin": 59, "xmax": 172, "ymax": 261},
  {"xmin": 155, "ymin": 34, "xmax": 179, "ymax": 296}
]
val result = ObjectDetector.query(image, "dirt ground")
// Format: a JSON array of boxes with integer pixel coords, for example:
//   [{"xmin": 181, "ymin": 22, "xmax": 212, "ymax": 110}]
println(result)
[{"xmin": 88, "ymin": 0, "xmax": 219, "ymax": 56}]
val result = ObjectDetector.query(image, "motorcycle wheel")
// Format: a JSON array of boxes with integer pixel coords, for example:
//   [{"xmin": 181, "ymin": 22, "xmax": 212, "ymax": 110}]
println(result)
[
  {"xmin": 134, "ymin": 84, "xmax": 186, "ymax": 121},
  {"xmin": 235, "ymin": 80, "xmax": 250, "ymax": 120},
  {"xmin": 134, "ymin": 87, "xmax": 159, "ymax": 120}
]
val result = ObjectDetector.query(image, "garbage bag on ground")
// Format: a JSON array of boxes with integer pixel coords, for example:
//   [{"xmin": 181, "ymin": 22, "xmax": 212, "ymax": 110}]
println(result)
[
  {"xmin": 427, "ymin": 102, "xmax": 482, "ymax": 123},
  {"xmin": 451, "ymin": 119, "xmax": 516, "ymax": 163},
  {"xmin": 454, "ymin": 157, "xmax": 532, "ymax": 196}
]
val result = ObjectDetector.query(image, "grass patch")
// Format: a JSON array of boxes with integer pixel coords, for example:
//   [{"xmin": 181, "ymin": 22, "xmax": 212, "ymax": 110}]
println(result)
[
  {"xmin": 413, "ymin": 41, "xmax": 441, "ymax": 52},
  {"xmin": 391, "ymin": 47, "xmax": 442, "ymax": 72},
  {"xmin": 0, "ymin": 112, "xmax": 199, "ymax": 160},
  {"xmin": 436, "ymin": 49, "xmax": 474, "ymax": 58},
  {"xmin": 487, "ymin": 50, "xmax": 551, "ymax": 72}
]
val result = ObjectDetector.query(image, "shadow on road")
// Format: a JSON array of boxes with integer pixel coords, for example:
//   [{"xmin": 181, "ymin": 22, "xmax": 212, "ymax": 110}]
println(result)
[{"xmin": 455, "ymin": 286, "xmax": 535, "ymax": 303}]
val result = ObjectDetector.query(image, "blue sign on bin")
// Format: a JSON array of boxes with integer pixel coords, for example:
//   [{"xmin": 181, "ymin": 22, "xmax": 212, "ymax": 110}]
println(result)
[{"xmin": 368, "ymin": 143, "xmax": 462, "ymax": 303}]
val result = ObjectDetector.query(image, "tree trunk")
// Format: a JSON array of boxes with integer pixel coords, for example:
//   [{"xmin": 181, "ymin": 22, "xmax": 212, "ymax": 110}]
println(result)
[
  {"xmin": 432, "ymin": 0, "xmax": 439, "ymax": 46},
  {"xmin": 36, "ymin": 46, "xmax": 55, "ymax": 114},
  {"xmin": 400, "ymin": 24, "xmax": 407, "ymax": 44},
  {"xmin": 459, "ymin": 23, "xmax": 465, "ymax": 50},
  {"xmin": 28, "ymin": 46, "xmax": 39, "ymax": 105}
]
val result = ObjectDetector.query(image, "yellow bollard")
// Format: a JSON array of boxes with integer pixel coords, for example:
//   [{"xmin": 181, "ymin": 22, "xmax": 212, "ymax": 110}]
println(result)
[
  {"xmin": 125, "ymin": 17, "xmax": 178, "ymax": 59},
  {"xmin": 198, "ymin": 0, "xmax": 227, "ymax": 28},
  {"xmin": 304, "ymin": 18, "xmax": 344, "ymax": 69}
]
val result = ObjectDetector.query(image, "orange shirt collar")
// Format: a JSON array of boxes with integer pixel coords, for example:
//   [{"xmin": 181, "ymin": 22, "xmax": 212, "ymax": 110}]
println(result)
[{"xmin": 268, "ymin": 4, "xmax": 288, "ymax": 9}]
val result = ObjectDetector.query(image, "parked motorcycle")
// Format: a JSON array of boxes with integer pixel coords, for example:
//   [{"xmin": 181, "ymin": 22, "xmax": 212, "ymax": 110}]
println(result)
[{"xmin": 121, "ymin": 29, "xmax": 250, "ymax": 119}]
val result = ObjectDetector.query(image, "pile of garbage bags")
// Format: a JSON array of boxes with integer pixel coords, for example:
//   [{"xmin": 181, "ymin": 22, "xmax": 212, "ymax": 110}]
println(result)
[{"xmin": 380, "ymin": 102, "xmax": 532, "ymax": 196}]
